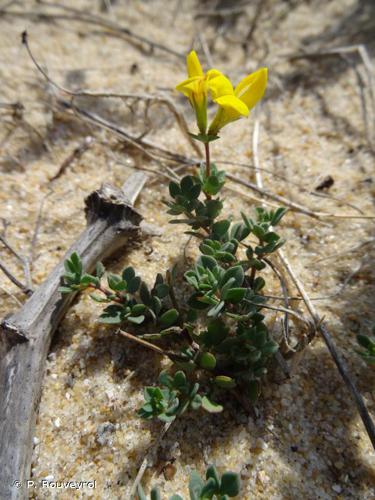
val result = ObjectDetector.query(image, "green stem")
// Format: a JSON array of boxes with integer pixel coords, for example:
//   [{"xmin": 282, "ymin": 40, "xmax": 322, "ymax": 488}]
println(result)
[
  {"xmin": 204, "ymin": 141, "xmax": 211, "ymax": 178},
  {"xmin": 204, "ymin": 141, "xmax": 211, "ymax": 200}
]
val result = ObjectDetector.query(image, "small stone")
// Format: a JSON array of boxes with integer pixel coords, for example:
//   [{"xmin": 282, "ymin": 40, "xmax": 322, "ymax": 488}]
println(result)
[
  {"xmin": 33, "ymin": 437, "xmax": 40, "ymax": 445},
  {"xmin": 53, "ymin": 418, "xmax": 61, "ymax": 428},
  {"xmin": 332, "ymin": 484, "xmax": 342, "ymax": 493},
  {"xmin": 96, "ymin": 422, "xmax": 116, "ymax": 446}
]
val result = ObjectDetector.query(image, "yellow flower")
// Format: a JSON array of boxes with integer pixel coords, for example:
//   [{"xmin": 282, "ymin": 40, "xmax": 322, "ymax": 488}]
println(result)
[
  {"xmin": 176, "ymin": 50, "xmax": 223, "ymax": 135},
  {"xmin": 208, "ymin": 68, "xmax": 268, "ymax": 136}
]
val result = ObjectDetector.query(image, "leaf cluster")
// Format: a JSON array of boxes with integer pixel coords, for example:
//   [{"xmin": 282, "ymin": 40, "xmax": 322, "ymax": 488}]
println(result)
[
  {"xmin": 138, "ymin": 370, "xmax": 222, "ymax": 423},
  {"xmin": 137, "ymin": 465, "xmax": 240, "ymax": 500},
  {"xmin": 167, "ymin": 164, "xmax": 225, "ymax": 231},
  {"xmin": 59, "ymin": 254, "xmax": 179, "ymax": 329}
]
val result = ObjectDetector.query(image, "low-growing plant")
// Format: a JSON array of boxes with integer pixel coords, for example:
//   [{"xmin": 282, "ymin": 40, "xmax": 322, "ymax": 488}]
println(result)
[
  {"xmin": 60, "ymin": 53, "xmax": 286, "ymax": 421},
  {"xmin": 137, "ymin": 465, "xmax": 241, "ymax": 500}
]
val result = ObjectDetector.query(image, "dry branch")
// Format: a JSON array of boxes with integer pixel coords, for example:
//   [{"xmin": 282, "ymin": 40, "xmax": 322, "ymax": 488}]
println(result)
[{"xmin": 0, "ymin": 172, "xmax": 147, "ymax": 500}]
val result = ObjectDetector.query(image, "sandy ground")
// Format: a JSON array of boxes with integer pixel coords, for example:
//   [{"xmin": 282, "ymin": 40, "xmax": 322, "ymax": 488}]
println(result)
[{"xmin": 0, "ymin": 0, "xmax": 375, "ymax": 498}]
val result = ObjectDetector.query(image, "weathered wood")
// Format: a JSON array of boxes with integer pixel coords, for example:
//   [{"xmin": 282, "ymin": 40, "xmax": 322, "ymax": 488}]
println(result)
[{"xmin": 0, "ymin": 172, "xmax": 147, "ymax": 499}]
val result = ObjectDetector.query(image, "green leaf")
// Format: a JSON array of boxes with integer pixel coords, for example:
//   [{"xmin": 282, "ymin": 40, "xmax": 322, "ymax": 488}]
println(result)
[
  {"xmin": 189, "ymin": 132, "xmax": 219, "ymax": 143},
  {"xmin": 200, "ymin": 477, "xmax": 217, "ymax": 498},
  {"xmin": 252, "ymin": 225, "xmax": 266, "ymax": 240},
  {"xmin": 204, "ymin": 319, "xmax": 229, "ymax": 346},
  {"xmin": 169, "ymin": 181, "xmax": 181, "ymax": 198},
  {"xmin": 132, "ymin": 303, "xmax": 147, "ymax": 315},
  {"xmin": 253, "ymin": 277, "xmax": 266, "ymax": 292},
  {"xmin": 140, "ymin": 282, "xmax": 152, "ymax": 306},
  {"xmin": 188, "ymin": 293, "xmax": 210, "ymax": 310},
  {"xmin": 152, "ymin": 296, "xmax": 162, "ymax": 315},
  {"xmin": 89, "ymin": 293, "xmax": 110, "ymax": 303},
  {"xmin": 222, "ymin": 287, "xmax": 246, "ymax": 303},
  {"xmin": 262, "ymin": 341, "xmax": 279, "ymax": 355},
  {"xmin": 69, "ymin": 252, "xmax": 83, "ymax": 274},
  {"xmin": 127, "ymin": 276, "xmax": 141, "ymax": 293},
  {"xmin": 169, "ymin": 496, "xmax": 183, "ymax": 500},
  {"xmin": 199, "ymin": 254, "xmax": 218, "ymax": 270},
  {"xmin": 154, "ymin": 283, "xmax": 169, "ymax": 298},
  {"xmin": 98, "ymin": 314, "xmax": 122, "ymax": 324},
  {"xmin": 212, "ymin": 219, "xmax": 230, "ymax": 238},
  {"xmin": 137, "ymin": 484, "xmax": 147, "ymax": 500},
  {"xmin": 122, "ymin": 266, "xmax": 135, "ymax": 282},
  {"xmin": 206, "ymin": 465, "xmax": 220, "ymax": 487},
  {"xmin": 215, "ymin": 251, "xmax": 236, "ymax": 263},
  {"xmin": 207, "ymin": 300, "xmax": 225, "ymax": 318},
  {"xmin": 190, "ymin": 394, "xmax": 202, "ymax": 410},
  {"xmin": 80, "ymin": 274, "xmax": 99, "ymax": 287},
  {"xmin": 357, "ymin": 334, "xmax": 375, "ymax": 350},
  {"xmin": 214, "ymin": 375, "xmax": 236, "ymax": 389},
  {"xmin": 58, "ymin": 286, "xmax": 73, "ymax": 294},
  {"xmin": 199, "ymin": 352, "xmax": 217, "ymax": 370},
  {"xmin": 271, "ymin": 207, "xmax": 288, "ymax": 226},
  {"xmin": 220, "ymin": 266, "xmax": 244, "ymax": 288},
  {"xmin": 189, "ymin": 471, "xmax": 204, "ymax": 500},
  {"xmin": 160, "ymin": 308, "xmax": 179, "ymax": 327},
  {"xmin": 107, "ymin": 274, "xmax": 126, "ymax": 291},
  {"xmin": 199, "ymin": 242, "xmax": 215, "ymax": 256},
  {"xmin": 95, "ymin": 262, "xmax": 105, "ymax": 279},
  {"xmin": 201, "ymin": 396, "xmax": 223, "ymax": 413},
  {"xmin": 220, "ymin": 472, "xmax": 241, "ymax": 497},
  {"xmin": 205, "ymin": 199, "xmax": 223, "ymax": 219},
  {"xmin": 150, "ymin": 487, "xmax": 161, "ymax": 500},
  {"xmin": 173, "ymin": 370, "xmax": 186, "ymax": 388},
  {"xmin": 127, "ymin": 315, "xmax": 145, "ymax": 325}
]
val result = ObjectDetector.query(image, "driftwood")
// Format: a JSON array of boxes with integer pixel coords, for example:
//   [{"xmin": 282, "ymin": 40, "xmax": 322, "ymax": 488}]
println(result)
[{"xmin": 0, "ymin": 172, "xmax": 147, "ymax": 499}]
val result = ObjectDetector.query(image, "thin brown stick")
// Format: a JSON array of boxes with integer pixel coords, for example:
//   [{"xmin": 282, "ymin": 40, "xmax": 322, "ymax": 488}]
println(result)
[
  {"xmin": 0, "ymin": 235, "xmax": 33, "ymax": 292},
  {"xmin": 49, "ymin": 137, "xmax": 93, "ymax": 182},
  {"xmin": 0, "ymin": 260, "xmax": 32, "ymax": 296}
]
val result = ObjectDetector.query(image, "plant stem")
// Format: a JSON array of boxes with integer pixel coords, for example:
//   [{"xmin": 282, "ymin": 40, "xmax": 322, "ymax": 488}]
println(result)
[
  {"xmin": 204, "ymin": 141, "xmax": 212, "ymax": 200},
  {"xmin": 204, "ymin": 141, "xmax": 211, "ymax": 178}
]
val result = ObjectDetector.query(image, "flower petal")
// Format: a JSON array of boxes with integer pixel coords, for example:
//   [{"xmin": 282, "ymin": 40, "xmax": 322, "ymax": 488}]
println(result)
[
  {"xmin": 207, "ymin": 73, "xmax": 234, "ymax": 100},
  {"xmin": 235, "ymin": 68, "xmax": 268, "ymax": 110},
  {"xmin": 187, "ymin": 50, "xmax": 204, "ymax": 78},
  {"xmin": 176, "ymin": 76, "xmax": 201, "ymax": 96},
  {"xmin": 214, "ymin": 95, "xmax": 249, "ymax": 116}
]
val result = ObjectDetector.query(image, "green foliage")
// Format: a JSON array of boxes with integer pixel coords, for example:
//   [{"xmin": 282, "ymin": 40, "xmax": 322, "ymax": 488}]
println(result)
[
  {"xmin": 356, "ymin": 325, "xmax": 375, "ymax": 366},
  {"xmin": 138, "ymin": 370, "xmax": 222, "ymax": 422},
  {"xmin": 166, "ymin": 164, "xmax": 226, "ymax": 231},
  {"xmin": 137, "ymin": 465, "xmax": 241, "ymax": 499},
  {"xmin": 60, "ymin": 256, "xmax": 179, "ymax": 330},
  {"xmin": 60, "ymin": 140, "xmax": 288, "ymax": 428}
]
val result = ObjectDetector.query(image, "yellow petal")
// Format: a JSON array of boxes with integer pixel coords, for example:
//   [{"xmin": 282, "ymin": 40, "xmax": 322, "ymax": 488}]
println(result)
[
  {"xmin": 235, "ymin": 67, "xmax": 268, "ymax": 110},
  {"xmin": 175, "ymin": 76, "xmax": 201, "ymax": 97},
  {"xmin": 208, "ymin": 73, "xmax": 234, "ymax": 100},
  {"xmin": 187, "ymin": 50, "xmax": 204, "ymax": 78},
  {"xmin": 214, "ymin": 95, "xmax": 249, "ymax": 116}
]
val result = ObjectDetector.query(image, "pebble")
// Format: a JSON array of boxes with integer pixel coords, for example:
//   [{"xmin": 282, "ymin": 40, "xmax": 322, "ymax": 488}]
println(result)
[{"xmin": 332, "ymin": 484, "xmax": 342, "ymax": 493}]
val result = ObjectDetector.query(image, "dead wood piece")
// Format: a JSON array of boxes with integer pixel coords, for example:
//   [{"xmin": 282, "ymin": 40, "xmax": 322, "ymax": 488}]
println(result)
[{"xmin": 0, "ymin": 172, "xmax": 147, "ymax": 500}]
